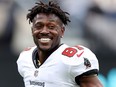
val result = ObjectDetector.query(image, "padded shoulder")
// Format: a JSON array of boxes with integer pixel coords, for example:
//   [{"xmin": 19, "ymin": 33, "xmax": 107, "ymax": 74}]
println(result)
[
  {"xmin": 60, "ymin": 45, "xmax": 98, "ymax": 66},
  {"xmin": 60, "ymin": 45, "xmax": 99, "ymax": 76},
  {"xmin": 16, "ymin": 46, "xmax": 36, "ymax": 77}
]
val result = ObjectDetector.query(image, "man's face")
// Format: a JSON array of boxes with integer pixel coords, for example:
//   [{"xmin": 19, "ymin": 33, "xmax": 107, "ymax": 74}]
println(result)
[{"xmin": 32, "ymin": 13, "xmax": 65, "ymax": 51}]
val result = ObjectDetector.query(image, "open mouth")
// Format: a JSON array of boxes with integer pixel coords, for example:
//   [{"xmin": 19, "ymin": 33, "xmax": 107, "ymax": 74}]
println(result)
[{"xmin": 39, "ymin": 38, "xmax": 51, "ymax": 43}]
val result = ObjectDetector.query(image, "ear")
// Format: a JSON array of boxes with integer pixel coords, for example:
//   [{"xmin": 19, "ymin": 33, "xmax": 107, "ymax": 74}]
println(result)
[
  {"xmin": 31, "ymin": 26, "xmax": 34, "ymax": 36},
  {"xmin": 60, "ymin": 26, "xmax": 65, "ymax": 38},
  {"xmin": 31, "ymin": 26, "xmax": 34, "ymax": 32}
]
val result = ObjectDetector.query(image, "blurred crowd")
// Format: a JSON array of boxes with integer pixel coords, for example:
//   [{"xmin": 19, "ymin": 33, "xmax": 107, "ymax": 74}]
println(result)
[{"xmin": 0, "ymin": 0, "xmax": 116, "ymax": 87}]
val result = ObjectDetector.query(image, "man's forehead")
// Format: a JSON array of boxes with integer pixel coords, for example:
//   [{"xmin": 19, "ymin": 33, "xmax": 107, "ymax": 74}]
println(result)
[
  {"xmin": 34, "ymin": 13, "xmax": 60, "ymax": 20},
  {"xmin": 33, "ymin": 13, "xmax": 62, "ymax": 24}
]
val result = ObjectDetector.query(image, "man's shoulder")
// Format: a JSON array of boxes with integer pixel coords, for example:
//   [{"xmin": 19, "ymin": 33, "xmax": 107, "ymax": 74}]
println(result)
[
  {"xmin": 20, "ymin": 46, "xmax": 37, "ymax": 55},
  {"xmin": 23, "ymin": 46, "xmax": 37, "ymax": 52},
  {"xmin": 17, "ymin": 46, "xmax": 37, "ymax": 62},
  {"xmin": 61, "ymin": 44, "xmax": 94, "ymax": 58},
  {"xmin": 59, "ymin": 44, "xmax": 97, "ymax": 66}
]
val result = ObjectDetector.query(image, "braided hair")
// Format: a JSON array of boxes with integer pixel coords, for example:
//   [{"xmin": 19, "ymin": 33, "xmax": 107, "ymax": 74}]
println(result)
[{"xmin": 27, "ymin": 1, "xmax": 70, "ymax": 25}]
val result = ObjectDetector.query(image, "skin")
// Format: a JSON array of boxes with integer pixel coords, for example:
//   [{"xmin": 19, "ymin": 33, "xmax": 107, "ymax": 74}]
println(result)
[
  {"xmin": 32, "ymin": 13, "xmax": 65, "ymax": 64},
  {"xmin": 80, "ymin": 75, "xmax": 103, "ymax": 87},
  {"xmin": 31, "ymin": 13, "xmax": 103, "ymax": 87}
]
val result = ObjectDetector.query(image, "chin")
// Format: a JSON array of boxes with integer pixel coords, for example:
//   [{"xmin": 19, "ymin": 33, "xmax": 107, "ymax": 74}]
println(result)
[{"xmin": 39, "ymin": 46, "xmax": 51, "ymax": 51}]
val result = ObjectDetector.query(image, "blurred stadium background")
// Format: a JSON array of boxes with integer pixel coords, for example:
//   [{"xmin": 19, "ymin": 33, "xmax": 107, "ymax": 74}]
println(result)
[{"xmin": 0, "ymin": 0, "xmax": 116, "ymax": 87}]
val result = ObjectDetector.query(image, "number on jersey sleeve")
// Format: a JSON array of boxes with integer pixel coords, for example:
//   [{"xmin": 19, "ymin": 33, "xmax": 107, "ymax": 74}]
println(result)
[{"xmin": 62, "ymin": 45, "xmax": 84, "ymax": 58}]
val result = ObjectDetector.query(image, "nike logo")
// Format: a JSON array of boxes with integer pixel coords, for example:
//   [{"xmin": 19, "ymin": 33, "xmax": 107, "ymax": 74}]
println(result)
[{"xmin": 77, "ymin": 51, "xmax": 84, "ymax": 57}]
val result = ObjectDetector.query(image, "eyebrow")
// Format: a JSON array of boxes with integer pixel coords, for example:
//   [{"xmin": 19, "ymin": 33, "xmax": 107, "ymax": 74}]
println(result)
[
  {"xmin": 48, "ymin": 19, "xmax": 56, "ymax": 22},
  {"xmin": 35, "ymin": 19, "xmax": 56, "ymax": 24},
  {"xmin": 34, "ymin": 21, "xmax": 41, "ymax": 25}
]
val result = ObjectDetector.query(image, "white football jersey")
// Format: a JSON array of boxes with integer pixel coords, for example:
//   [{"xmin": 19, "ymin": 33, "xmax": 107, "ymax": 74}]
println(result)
[{"xmin": 17, "ymin": 44, "xmax": 99, "ymax": 87}]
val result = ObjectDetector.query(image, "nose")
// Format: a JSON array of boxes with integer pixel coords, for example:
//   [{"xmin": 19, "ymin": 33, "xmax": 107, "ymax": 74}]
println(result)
[{"xmin": 40, "ymin": 26, "xmax": 49, "ymax": 34}]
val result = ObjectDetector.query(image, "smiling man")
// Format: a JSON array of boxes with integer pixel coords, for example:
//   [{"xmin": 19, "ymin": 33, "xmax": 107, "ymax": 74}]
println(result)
[
  {"xmin": 17, "ymin": 1, "xmax": 103, "ymax": 87},
  {"xmin": 32, "ymin": 13, "xmax": 64, "ymax": 52}
]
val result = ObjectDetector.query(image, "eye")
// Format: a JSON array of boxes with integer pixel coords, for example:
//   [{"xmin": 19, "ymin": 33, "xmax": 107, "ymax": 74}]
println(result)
[
  {"xmin": 34, "ymin": 23, "xmax": 44, "ymax": 29},
  {"xmin": 48, "ymin": 25, "xmax": 55, "ymax": 29},
  {"xmin": 47, "ymin": 23, "xmax": 56, "ymax": 30}
]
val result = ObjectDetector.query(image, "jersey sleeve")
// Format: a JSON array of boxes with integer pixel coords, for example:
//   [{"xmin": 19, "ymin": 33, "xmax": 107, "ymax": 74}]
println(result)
[
  {"xmin": 16, "ymin": 46, "xmax": 35, "ymax": 77},
  {"xmin": 17, "ymin": 51, "xmax": 26, "ymax": 77},
  {"xmin": 69, "ymin": 46, "xmax": 99, "ymax": 83}
]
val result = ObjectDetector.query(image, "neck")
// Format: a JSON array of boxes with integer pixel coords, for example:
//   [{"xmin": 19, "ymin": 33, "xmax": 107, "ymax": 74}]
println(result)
[{"xmin": 37, "ymin": 44, "xmax": 61, "ymax": 64}]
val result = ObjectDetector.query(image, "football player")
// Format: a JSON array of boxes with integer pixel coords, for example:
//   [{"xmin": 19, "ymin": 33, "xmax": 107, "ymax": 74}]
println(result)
[{"xmin": 17, "ymin": 1, "xmax": 103, "ymax": 87}]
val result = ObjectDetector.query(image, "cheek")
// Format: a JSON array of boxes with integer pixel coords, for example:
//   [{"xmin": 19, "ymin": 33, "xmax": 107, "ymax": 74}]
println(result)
[
  {"xmin": 52, "ymin": 29, "xmax": 62, "ymax": 37},
  {"xmin": 52, "ymin": 31, "xmax": 62, "ymax": 43},
  {"xmin": 32, "ymin": 30, "xmax": 41, "ymax": 39},
  {"xmin": 32, "ymin": 30, "xmax": 38, "ymax": 36}
]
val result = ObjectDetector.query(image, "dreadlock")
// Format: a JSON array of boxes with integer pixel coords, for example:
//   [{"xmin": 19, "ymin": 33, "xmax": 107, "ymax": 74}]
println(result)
[{"xmin": 27, "ymin": 1, "xmax": 70, "ymax": 25}]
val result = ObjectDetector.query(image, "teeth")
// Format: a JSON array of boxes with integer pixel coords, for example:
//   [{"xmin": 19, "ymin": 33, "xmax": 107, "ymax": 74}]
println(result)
[{"xmin": 39, "ymin": 38, "xmax": 51, "ymax": 42}]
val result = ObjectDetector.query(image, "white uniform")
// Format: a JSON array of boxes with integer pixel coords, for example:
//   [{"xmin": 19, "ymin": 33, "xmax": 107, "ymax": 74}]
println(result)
[{"xmin": 17, "ymin": 44, "xmax": 99, "ymax": 87}]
